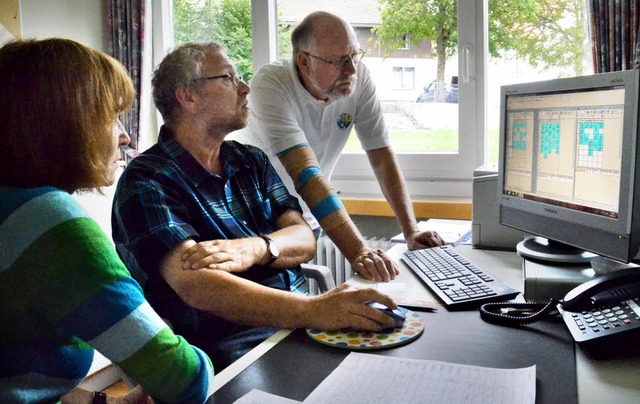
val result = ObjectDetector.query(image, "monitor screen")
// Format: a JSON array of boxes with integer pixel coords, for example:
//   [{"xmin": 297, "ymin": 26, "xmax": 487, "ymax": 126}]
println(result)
[{"xmin": 497, "ymin": 70, "xmax": 640, "ymax": 264}]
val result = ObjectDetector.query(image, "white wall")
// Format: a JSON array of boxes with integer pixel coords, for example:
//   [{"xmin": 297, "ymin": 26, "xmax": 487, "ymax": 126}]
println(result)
[
  {"xmin": 18, "ymin": 0, "xmax": 114, "ymax": 234},
  {"xmin": 17, "ymin": 0, "xmax": 114, "ymax": 380},
  {"xmin": 20, "ymin": 0, "xmax": 115, "ymax": 230},
  {"xmin": 19, "ymin": 0, "xmax": 105, "ymax": 51}
]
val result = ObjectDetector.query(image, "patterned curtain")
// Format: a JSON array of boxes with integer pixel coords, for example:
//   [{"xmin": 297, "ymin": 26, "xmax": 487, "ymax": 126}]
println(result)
[
  {"xmin": 106, "ymin": 0, "xmax": 145, "ymax": 151},
  {"xmin": 587, "ymin": 0, "xmax": 639, "ymax": 72},
  {"xmin": 636, "ymin": 19, "xmax": 640, "ymax": 69}
]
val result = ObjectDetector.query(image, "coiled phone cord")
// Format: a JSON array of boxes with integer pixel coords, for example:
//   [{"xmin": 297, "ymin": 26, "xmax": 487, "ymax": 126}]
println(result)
[{"xmin": 479, "ymin": 299, "xmax": 561, "ymax": 325}]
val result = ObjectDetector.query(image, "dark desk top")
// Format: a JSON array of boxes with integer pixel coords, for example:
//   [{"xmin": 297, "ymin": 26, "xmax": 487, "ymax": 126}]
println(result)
[{"xmin": 211, "ymin": 309, "xmax": 577, "ymax": 404}]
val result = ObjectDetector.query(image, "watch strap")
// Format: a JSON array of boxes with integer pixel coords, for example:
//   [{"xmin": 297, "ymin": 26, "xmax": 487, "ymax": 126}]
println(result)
[{"xmin": 92, "ymin": 391, "xmax": 107, "ymax": 404}]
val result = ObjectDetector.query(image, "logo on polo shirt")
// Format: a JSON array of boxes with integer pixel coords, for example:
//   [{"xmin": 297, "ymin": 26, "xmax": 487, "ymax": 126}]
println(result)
[{"xmin": 337, "ymin": 113, "xmax": 352, "ymax": 130}]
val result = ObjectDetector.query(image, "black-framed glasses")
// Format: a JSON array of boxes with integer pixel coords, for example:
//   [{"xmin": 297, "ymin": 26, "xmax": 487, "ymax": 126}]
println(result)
[
  {"xmin": 199, "ymin": 73, "xmax": 244, "ymax": 86},
  {"xmin": 304, "ymin": 49, "xmax": 365, "ymax": 70}
]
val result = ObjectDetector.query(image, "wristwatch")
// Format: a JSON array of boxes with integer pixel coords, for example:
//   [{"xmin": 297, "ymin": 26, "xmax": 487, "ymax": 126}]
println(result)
[{"xmin": 260, "ymin": 235, "xmax": 280, "ymax": 265}]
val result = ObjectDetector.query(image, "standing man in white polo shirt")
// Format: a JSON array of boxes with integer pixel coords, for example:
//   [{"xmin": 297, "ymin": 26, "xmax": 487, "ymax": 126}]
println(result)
[{"xmin": 233, "ymin": 11, "xmax": 444, "ymax": 282}]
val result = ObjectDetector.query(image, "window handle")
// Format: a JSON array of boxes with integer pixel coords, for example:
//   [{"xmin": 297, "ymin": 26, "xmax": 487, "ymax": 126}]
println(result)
[{"xmin": 460, "ymin": 43, "xmax": 472, "ymax": 83}]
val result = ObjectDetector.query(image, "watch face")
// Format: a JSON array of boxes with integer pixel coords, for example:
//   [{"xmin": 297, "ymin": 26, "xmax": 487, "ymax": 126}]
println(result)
[
  {"xmin": 269, "ymin": 241, "xmax": 280, "ymax": 258},
  {"xmin": 262, "ymin": 235, "xmax": 279, "ymax": 262}
]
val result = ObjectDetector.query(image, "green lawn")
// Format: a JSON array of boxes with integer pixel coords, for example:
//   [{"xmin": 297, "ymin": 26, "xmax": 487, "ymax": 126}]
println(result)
[
  {"xmin": 344, "ymin": 129, "xmax": 458, "ymax": 152},
  {"xmin": 344, "ymin": 128, "xmax": 501, "ymax": 164}
]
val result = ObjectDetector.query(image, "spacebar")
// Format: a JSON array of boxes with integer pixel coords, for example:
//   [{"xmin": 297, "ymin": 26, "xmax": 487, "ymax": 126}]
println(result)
[{"xmin": 444, "ymin": 290, "xmax": 497, "ymax": 300}]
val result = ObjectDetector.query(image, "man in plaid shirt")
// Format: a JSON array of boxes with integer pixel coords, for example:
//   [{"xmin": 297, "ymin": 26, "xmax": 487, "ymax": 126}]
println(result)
[{"xmin": 112, "ymin": 42, "xmax": 398, "ymax": 371}]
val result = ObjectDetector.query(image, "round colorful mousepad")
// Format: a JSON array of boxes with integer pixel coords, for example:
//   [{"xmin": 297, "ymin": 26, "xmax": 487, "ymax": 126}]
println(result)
[{"xmin": 306, "ymin": 308, "xmax": 424, "ymax": 350}]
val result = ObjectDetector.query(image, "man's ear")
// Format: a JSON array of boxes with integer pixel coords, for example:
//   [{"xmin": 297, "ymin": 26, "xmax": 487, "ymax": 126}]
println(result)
[
  {"xmin": 296, "ymin": 52, "xmax": 311, "ymax": 76},
  {"xmin": 175, "ymin": 87, "xmax": 197, "ymax": 112}
]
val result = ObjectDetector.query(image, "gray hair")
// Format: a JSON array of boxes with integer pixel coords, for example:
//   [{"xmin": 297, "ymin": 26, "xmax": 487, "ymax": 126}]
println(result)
[
  {"xmin": 291, "ymin": 11, "xmax": 342, "ymax": 66},
  {"xmin": 152, "ymin": 42, "xmax": 223, "ymax": 125},
  {"xmin": 291, "ymin": 16, "xmax": 315, "ymax": 63}
]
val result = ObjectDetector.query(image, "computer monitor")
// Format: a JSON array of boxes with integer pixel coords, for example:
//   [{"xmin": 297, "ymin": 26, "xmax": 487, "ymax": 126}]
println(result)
[{"xmin": 497, "ymin": 70, "xmax": 640, "ymax": 265}]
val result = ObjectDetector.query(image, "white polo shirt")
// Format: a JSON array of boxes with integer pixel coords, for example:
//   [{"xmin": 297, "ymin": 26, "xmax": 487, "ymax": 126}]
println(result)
[{"xmin": 231, "ymin": 59, "xmax": 390, "ymax": 229}]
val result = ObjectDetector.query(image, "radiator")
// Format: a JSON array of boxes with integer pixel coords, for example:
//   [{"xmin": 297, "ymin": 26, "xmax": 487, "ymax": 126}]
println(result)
[{"xmin": 309, "ymin": 235, "xmax": 393, "ymax": 286}]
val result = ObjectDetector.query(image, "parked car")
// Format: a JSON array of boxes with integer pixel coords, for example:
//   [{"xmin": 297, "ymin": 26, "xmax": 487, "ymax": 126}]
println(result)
[
  {"xmin": 416, "ymin": 77, "xmax": 458, "ymax": 103},
  {"xmin": 446, "ymin": 83, "xmax": 458, "ymax": 103}
]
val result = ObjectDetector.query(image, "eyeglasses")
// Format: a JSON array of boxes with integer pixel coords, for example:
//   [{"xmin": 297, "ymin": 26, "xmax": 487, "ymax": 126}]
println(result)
[
  {"xmin": 199, "ymin": 73, "xmax": 244, "ymax": 86},
  {"xmin": 303, "ymin": 49, "xmax": 365, "ymax": 70}
]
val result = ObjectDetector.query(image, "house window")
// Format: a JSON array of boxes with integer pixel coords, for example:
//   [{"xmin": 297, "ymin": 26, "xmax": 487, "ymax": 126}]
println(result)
[
  {"xmin": 392, "ymin": 67, "xmax": 415, "ymax": 90},
  {"xmin": 401, "ymin": 34, "xmax": 410, "ymax": 50}
]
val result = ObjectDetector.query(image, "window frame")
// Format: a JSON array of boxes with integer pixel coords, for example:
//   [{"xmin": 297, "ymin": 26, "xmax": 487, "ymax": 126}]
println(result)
[
  {"xmin": 161, "ymin": 0, "xmax": 489, "ymax": 200},
  {"xmin": 325, "ymin": 0, "xmax": 488, "ymax": 199}
]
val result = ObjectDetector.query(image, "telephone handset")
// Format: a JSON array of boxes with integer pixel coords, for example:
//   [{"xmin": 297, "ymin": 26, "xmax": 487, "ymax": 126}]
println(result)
[
  {"xmin": 480, "ymin": 266, "xmax": 640, "ymax": 349},
  {"xmin": 561, "ymin": 266, "xmax": 640, "ymax": 311}
]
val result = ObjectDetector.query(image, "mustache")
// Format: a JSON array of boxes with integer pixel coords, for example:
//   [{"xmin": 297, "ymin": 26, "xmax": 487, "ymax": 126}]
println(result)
[{"xmin": 336, "ymin": 76, "xmax": 356, "ymax": 86}]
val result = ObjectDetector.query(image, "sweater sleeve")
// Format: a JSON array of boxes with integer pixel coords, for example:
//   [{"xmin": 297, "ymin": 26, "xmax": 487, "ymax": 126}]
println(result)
[{"xmin": 21, "ymin": 191, "xmax": 215, "ymax": 403}]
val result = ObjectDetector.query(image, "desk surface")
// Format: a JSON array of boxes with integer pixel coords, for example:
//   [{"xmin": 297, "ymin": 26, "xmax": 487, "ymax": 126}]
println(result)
[{"xmin": 209, "ymin": 244, "xmax": 640, "ymax": 403}]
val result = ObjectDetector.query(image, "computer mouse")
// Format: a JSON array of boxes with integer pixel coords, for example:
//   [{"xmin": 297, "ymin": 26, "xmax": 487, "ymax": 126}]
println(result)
[{"xmin": 366, "ymin": 301, "xmax": 406, "ymax": 328}]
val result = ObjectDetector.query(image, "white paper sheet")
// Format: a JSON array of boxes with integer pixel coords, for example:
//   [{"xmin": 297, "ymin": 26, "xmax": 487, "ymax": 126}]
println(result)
[
  {"xmin": 303, "ymin": 352, "xmax": 535, "ymax": 404},
  {"xmin": 233, "ymin": 388, "xmax": 302, "ymax": 404},
  {"xmin": 391, "ymin": 219, "xmax": 472, "ymax": 245},
  {"xmin": 378, "ymin": 281, "xmax": 406, "ymax": 295}
]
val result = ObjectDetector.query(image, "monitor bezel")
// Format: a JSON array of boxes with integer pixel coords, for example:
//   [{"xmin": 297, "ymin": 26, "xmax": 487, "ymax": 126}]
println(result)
[{"xmin": 497, "ymin": 70, "xmax": 640, "ymax": 262}]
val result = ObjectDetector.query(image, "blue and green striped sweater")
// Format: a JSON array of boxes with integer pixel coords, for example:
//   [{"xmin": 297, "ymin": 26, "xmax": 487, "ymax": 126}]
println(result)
[{"xmin": 0, "ymin": 186, "xmax": 214, "ymax": 403}]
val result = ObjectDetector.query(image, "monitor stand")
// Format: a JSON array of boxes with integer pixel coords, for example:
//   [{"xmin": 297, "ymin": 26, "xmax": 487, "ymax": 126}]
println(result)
[
  {"xmin": 518, "ymin": 237, "xmax": 596, "ymax": 301},
  {"xmin": 519, "ymin": 237, "xmax": 640, "ymax": 301},
  {"xmin": 589, "ymin": 256, "xmax": 640, "ymax": 275},
  {"xmin": 516, "ymin": 237, "xmax": 598, "ymax": 264}
]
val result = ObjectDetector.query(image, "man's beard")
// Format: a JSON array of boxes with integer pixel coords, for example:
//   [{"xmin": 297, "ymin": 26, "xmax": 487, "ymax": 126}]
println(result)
[
  {"xmin": 327, "ymin": 76, "xmax": 356, "ymax": 100},
  {"xmin": 309, "ymin": 65, "xmax": 356, "ymax": 101}
]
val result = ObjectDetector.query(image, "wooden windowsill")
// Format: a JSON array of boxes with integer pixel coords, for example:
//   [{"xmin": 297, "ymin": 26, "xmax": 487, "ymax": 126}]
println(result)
[{"xmin": 342, "ymin": 196, "xmax": 472, "ymax": 220}]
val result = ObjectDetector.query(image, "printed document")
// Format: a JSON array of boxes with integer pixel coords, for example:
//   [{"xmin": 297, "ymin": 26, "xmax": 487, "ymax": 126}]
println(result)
[
  {"xmin": 234, "ymin": 352, "xmax": 535, "ymax": 404},
  {"xmin": 304, "ymin": 353, "xmax": 535, "ymax": 404}
]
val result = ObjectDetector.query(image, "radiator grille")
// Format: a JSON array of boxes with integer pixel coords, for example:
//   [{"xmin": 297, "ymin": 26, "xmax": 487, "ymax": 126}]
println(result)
[{"xmin": 309, "ymin": 236, "xmax": 393, "ymax": 286}]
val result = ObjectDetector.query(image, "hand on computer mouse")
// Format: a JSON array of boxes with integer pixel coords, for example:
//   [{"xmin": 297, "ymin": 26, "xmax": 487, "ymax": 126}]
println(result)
[
  {"xmin": 305, "ymin": 284, "xmax": 399, "ymax": 331},
  {"xmin": 365, "ymin": 301, "xmax": 406, "ymax": 328}
]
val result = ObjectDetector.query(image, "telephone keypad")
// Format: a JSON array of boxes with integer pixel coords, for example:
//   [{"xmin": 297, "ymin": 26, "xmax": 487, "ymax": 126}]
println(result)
[{"xmin": 563, "ymin": 298, "xmax": 640, "ymax": 343}]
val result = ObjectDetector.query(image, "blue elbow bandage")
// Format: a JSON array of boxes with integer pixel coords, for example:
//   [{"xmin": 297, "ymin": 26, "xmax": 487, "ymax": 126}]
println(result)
[
  {"xmin": 276, "ymin": 142, "xmax": 349, "ymax": 229},
  {"xmin": 312, "ymin": 194, "xmax": 345, "ymax": 222},
  {"xmin": 298, "ymin": 166, "xmax": 322, "ymax": 186}
]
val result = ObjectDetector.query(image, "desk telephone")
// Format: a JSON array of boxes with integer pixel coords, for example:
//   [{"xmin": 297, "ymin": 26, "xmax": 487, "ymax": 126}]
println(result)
[
  {"xmin": 558, "ymin": 266, "xmax": 640, "ymax": 347},
  {"xmin": 481, "ymin": 267, "xmax": 640, "ymax": 350}
]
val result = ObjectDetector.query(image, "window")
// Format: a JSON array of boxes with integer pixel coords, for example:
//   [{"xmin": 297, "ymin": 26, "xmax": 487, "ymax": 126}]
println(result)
[
  {"xmin": 171, "ymin": 0, "xmax": 254, "ymax": 81},
  {"xmin": 401, "ymin": 34, "xmax": 411, "ymax": 50},
  {"xmin": 164, "ymin": 0, "xmax": 591, "ymax": 200},
  {"xmin": 486, "ymin": 0, "xmax": 592, "ymax": 165},
  {"xmin": 392, "ymin": 67, "xmax": 415, "ymax": 91},
  {"xmin": 271, "ymin": 0, "xmax": 466, "ymax": 197}
]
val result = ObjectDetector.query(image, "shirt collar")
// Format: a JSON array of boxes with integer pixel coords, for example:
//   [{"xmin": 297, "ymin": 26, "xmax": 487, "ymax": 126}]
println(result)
[{"xmin": 157, "ymin": 126, "xmax": 251, "ymax": 187}]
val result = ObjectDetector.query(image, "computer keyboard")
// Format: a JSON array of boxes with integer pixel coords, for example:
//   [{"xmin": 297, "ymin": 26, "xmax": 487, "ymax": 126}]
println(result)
[{"xmin": 401, "ymin": 245, "xmax": 520, "ymax": 309}]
